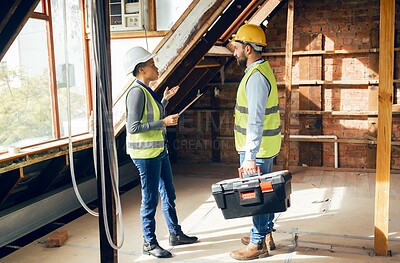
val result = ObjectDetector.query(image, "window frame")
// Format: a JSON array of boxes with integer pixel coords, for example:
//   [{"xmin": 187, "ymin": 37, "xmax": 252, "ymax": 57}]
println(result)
[{"xmin": 0, "ymin": 0, "xmax": 93, "ymax": 159}]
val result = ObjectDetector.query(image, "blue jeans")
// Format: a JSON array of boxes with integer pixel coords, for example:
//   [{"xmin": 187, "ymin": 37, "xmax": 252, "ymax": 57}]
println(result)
[
  {"xmin": 132, "ymin": 150, "xmax": 181, "ymax": 243},
  {"xmin": 239, "ymin": 152, "xmax": 274, "ymax": 244}
]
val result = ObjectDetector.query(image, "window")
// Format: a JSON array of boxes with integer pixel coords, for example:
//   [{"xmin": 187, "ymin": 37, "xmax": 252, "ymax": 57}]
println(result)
[
  {"xmin": 0, "ymin": 0, "xmax": 89, "ymax": 151},
  {"xmin": 51, "ymin": 0, "xmax": 88, "ymax": 137},
  {"xmin": 0, "ymin": 18, "xmax": 52, "ymax": 149},
  {"xmin": 156, "ymin": 0, "xmax": 191, "ymax": 30}
]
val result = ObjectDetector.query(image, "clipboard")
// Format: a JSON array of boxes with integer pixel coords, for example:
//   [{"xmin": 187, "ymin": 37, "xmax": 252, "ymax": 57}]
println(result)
[{"xmin": 178, "ymin": 93, "xmax": 203, "ymax": 116}]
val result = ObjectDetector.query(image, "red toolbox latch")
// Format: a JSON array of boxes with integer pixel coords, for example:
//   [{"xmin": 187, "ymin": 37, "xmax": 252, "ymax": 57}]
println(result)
[
  {"xmin": 241, "ymin": 191, "xmax": 256, "ymax": 200},
  {"xmin": 260, "ymin": 181, "xmax": 273, "ymax": 193}
]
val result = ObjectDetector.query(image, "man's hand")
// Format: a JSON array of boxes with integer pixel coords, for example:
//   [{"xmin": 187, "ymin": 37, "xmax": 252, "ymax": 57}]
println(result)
[
  {"xmin": 163, "ymin": 86, "xmax": 180, "ymax": 101},
  {"xmin": 241, "ymin": 159, "xmax": 257, "ymax": 175}
]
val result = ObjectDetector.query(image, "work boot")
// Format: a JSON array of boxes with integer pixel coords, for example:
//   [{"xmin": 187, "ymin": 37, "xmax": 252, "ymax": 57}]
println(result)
[
  {"xmin": 169, "ymin": 231, "xmax": 198, "ymax": 246},
  {"xmin": 230, "ymin": 242, "xmax": 269, "ymax": 260},
  {"xmin": 143, "ymin": 241, "xmax": 172, "ymax": 258},
  {"xmin": 241, "ymin": 231, "xmax": 276, "ymax": 250}
]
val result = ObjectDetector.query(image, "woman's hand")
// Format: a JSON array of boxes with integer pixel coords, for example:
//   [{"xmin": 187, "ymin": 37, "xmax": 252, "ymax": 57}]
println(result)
[
  {"xmin": 162, "ymin": 114, "xmax": 179, "ymax": 126},
  {"xmin": 163, "ymin": 86, "xmax": 180, "ymax": 101}
]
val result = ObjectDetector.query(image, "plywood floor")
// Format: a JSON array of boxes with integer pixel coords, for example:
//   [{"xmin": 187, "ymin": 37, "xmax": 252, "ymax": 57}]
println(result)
[{"xmin": 2, "ymin": 164, "xmax": 400, "ymax": 262}]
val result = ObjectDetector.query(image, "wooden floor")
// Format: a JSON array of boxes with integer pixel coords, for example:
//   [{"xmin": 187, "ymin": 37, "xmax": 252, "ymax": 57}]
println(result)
[
  {"xmin": 291, "ymin": 167, "xmax": 400, "ymax": 200},
  {"xmin": 2, "ymin": 164, "xmax": 400, "ymax": 262}
]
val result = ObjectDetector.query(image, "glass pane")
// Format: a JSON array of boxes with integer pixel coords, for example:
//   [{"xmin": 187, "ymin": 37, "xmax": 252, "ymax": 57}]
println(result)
[
  {"xmin": 51, "ymin": 0, "xmax": 88, "ymax": 137},
  {"xmin": 34, "ymin": 0, "xmax": 43, "ymax": 13},
  {"xmin": 156, "ymin": 0, "xmax": 192, "ymax": 30},
  {"xmin": 110, "ymin": 3, "xmax": 122, "ymax": 15},
  {"xmin": 0, "ymin": 19, "xmax": 53, "ymax": 150}
]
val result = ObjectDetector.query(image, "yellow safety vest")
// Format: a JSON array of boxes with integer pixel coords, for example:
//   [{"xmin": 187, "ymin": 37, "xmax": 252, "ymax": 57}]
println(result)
[
  {"xmin": 126, "ymin": 83, "xmax": 165, "ymax": 159},
  {"xmin": 234, "ymin": 60, "xmax": 281, "ymax": 158}
]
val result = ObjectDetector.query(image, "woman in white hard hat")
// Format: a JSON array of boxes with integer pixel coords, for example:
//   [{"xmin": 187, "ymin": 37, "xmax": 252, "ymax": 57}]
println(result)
[{"xmin": 124, "ymin": 46, "xmax": 198, "ymax": 258}]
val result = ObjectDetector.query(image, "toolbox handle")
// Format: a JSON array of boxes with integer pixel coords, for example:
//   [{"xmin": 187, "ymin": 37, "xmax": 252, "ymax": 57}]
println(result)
[
  {"xmin": 237, "ymin": 188, "xmax": 262, "ymax": 206},
  {"xmin": 238, "ymin": 166, "xmax": 261, "ymax": 178}
]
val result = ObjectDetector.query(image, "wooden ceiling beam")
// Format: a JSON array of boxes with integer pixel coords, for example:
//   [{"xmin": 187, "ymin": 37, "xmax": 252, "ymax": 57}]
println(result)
[
  {"xmin": 248, "ymin": 0, "xmax": 284, "ymax": 25},
  {"xmin": 219, "ymin": 0, "xmax": 263, "ymax": 42},
  {"xmin": 154, "ymin": 0, "xmax": 253, "ymax": 99}
]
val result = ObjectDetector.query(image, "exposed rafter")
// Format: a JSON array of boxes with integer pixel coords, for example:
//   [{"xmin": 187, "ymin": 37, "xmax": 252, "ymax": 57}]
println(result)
[
  {"xmin": 0, "ymin": 0, "xmax": 40, "ymax": 61},
  {"xmin": 248, "ymin": 0, "xmax": 285, "ymax": 25}
]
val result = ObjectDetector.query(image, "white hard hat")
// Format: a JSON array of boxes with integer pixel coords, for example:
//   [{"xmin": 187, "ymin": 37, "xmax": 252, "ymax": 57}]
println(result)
[{"xmin": 123, "ymin": 46, "xmax": 155, "ymax": 75}]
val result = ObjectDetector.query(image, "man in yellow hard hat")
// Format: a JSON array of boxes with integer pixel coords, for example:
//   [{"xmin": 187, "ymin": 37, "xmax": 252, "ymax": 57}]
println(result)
[{"xmin": 229, "ymin": 24, "xmax": 281, "ymax": 260}]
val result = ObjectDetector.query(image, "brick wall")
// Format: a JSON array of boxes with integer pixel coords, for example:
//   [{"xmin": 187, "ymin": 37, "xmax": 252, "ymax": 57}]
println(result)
[{"xmin": 174, "ymin": 0, "xmax": 400, "ymax": 169}]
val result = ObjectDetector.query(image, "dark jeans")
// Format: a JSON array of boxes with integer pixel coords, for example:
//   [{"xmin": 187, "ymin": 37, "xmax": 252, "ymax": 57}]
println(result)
[{"xmin": 132, "ymin": 150, "xmax": 181, "ymax": 243}]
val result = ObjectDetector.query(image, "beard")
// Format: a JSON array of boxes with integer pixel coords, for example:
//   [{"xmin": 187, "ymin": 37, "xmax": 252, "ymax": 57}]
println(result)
[{"xmin": 237, "ymin": 57, "xmax": 247, "ymax": 67}]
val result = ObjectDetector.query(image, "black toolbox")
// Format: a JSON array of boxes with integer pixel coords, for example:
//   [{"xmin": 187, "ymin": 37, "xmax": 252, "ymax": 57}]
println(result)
[{"xmin": 211, "ymin": 170, "xmax": 292, "ymax": 219}]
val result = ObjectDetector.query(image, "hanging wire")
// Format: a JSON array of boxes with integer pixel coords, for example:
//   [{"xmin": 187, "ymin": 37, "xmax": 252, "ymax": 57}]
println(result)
[
  {"xmin": 90, "ymin": 0, "xmax": 124, "ymax": 250},
  {"xmin": 64, "ymin": 0, "xmax": 98, "ymax": 217},
  {"xmin": 144, "ymin": 20, "xmax": 149, "ymax": 51},
  {"xmin": 65, "ymin": 0, "xmax": 124, "ymax": 250}
]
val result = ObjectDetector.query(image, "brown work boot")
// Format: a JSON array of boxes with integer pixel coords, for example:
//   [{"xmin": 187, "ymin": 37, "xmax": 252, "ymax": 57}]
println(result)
[
  {"xmin": 241, "ymin": 232, "xmax": 276, "ymax": 250},
  {"xmin": 230, "ymin": 242, "xmax": 269, "ymax": 260}
]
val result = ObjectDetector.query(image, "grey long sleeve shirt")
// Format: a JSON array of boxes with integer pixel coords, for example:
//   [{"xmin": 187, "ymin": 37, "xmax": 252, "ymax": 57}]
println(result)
[{"xmin": 126, "ymin": 82, "xmax": 168, "ymax": 136}]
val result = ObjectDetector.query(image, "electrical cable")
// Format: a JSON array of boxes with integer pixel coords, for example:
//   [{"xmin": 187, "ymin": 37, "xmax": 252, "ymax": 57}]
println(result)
[
  {"xmin": 90, "ymin": 0, "xmax": 124, "ymax": 250},
  {"xmin": 64, "ymin": 0, "xmax": 98, "ymax": 217},
  {"xmin": 64, "ymin": 0, "xmax": 124, "ymax": 250}
]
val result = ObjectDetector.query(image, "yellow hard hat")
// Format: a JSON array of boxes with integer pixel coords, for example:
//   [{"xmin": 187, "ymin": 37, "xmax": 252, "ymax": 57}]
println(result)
[{"xmin": 233, "ymin": 24, "xmax": 267, "ymax": 46}]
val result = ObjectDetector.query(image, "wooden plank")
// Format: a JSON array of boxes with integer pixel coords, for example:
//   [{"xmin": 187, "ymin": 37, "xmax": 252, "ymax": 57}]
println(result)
[
  {"xmin": 369, "ymin": 172, "xmax": 376, "ymax": 198},
  {"xmin": 0, "ymin": 134, "xmax": 93, "ymax": 173},
  {"xmin": 374, "ymin": 0, "xmax": 395, "ymax": 256},
  {"xmin": 356, "ymin": 172, "xmax": 372, "ymax": 198},
  {"xmin": 263, "ymin": 47, "xmax": 400, "ymax": 57},
  {"xmin": 308, "ymin": 170, "xmax": 323, "ymax": 189},
  {"xmin": 248, "ymin": 0, "xmax": 283, "ymax": 25},
  {"xmin": 154, "ymin": 0, "xmax": 235, "ymax": 90},
  {"xmin": 110, "ymin": 30, "xmax": 168, "ymax": 39},
  {"xmin": 389, "ymin": 174, "xmax": 400, "ymax": 199},
  {"xmin": 332, "ymin": 170, "xmax": 345, "ymax": 189},
  {"xmin": 344, "ymin": 172, "xmax": 357, "ymax": 198},
  {"xmin": 154, "ymin": 0, "xmax": 253, "ymax": 108},
  {"xmin": 219, "ymin": 0, "xmax": 262, "ymax": 42},
  {"xmin": 206, "ymin": 46, "xmax": 232, "ymax": 56},
  {"xmin": 166, "ymin": 68, "xmax": 208, "ymax": 113},
  {"xmin": 319, "ymin": 170, "xmax": 334, "ymax": 190},
  {"xmin": 282, "ymin": 0, "xmax": 294, "ymax": 170}
]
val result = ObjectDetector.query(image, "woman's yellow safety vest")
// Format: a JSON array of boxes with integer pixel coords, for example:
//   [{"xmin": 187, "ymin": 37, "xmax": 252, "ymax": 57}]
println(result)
[
  {"xmin": 126, "ymin": 83, "xmax": 165, "ymax": 159},
  {"xmin": 234, "ymin": 61, "xmax": 281, "ymax": 158}
]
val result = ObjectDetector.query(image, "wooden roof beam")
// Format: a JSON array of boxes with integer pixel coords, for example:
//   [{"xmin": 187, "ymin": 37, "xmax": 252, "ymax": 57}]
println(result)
[
  {"xmin": 248, "ymin": 0, "xmax": 284, "ymax": 25},
  {"xmin": 206, "ymin": 46, "xmax": 232, "ymax": 57}
]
